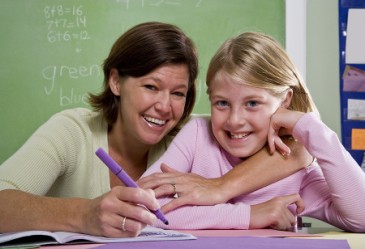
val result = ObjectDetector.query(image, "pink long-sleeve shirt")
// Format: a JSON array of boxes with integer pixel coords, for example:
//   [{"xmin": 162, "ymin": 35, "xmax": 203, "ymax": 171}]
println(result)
[{"xmin": 142, "ymin": 113, "xmax": 365, "ymax": 232}]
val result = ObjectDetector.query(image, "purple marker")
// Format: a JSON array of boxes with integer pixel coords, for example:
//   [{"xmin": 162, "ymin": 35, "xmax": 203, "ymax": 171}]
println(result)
[{"xmin": 95, "ymin": 147, "xmax": 169, "ymax": 225}]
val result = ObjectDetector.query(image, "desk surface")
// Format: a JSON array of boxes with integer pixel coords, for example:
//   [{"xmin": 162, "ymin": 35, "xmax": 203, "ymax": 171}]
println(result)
[
  {"xmin": 299, "ymin": 230, "xmax": 365, "ymax": 249},
  {"xmin": 39, "ymin": 228, "xmax": 364, "ymax": 249}
]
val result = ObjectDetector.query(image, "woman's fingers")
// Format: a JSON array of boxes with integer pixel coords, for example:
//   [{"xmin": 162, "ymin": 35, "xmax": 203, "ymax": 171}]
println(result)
[{"xmin": 91, "ymin": 186, "xmax": 160, "ymax": 237}]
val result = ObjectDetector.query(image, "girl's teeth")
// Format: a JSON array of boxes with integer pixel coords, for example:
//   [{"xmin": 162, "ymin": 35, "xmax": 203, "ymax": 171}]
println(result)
[{"xmin": 230, "ymin": 133, "xmax": 248, "ymax": 139}]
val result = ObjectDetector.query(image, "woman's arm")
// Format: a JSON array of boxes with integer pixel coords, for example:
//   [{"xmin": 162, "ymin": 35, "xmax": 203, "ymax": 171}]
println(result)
[
  {"xmin": 0, "ymin": 110, "xmax": 159, "ymax": 236},
  {"xmin": 139, "ymin": 131, "xmax": 313, "ymax": 213},
  {"xmin": 0, "ymin": 187, "xmax": 159, "ymax": 236},
  {"xmin": 217, "ymin": 137, "xmax": 312, "ymax": 199}
]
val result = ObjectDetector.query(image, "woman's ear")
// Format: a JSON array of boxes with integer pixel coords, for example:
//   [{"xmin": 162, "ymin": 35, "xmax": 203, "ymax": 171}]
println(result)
[
  {"xmin": 281, "ymin": 89, "xmax": 293, "ymax": 108},
  {"xmin": 109, "ymin": 69, "xmax": 121, "ymax": 96}
]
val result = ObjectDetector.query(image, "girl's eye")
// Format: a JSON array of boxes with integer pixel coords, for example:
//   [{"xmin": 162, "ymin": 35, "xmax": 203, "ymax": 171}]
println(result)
[
  {"xmin": 247, "ymin": 100, "xmax": 258, "ymax": 107},
  {"xmin": 215, "ymin": 100, "xmax": 229, "ymax": 108}
]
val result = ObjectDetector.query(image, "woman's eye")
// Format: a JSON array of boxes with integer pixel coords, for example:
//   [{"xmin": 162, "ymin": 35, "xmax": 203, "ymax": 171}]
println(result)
[
  {"xmin": 173, "ymin": 91, "xmax": 186, "ymax": 98},
  {"xmin": 144, "ymin": 84, "xmax": 157, "ymax": 90}
]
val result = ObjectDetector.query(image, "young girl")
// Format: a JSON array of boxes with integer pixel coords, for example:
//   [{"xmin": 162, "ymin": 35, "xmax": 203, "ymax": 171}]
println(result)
[{"xmin": 141, "ymin": 32, "xmax": 365, "ymax": 232}]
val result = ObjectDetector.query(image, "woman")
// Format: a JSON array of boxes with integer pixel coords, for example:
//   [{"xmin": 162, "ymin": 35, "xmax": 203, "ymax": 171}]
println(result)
[{"xmin": 0, "ymin": 22, "xmax": 310, "ymax": 237}]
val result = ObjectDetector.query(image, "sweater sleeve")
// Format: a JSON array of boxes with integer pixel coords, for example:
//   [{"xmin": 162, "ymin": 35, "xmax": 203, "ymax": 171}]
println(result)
[
  {"xmin": 142, "ymin": 118, "xmax": 251, "ymax": 229},
  {"xmin": 293, "ymin": 112, "xmax": 365, "ymax": 232},
  {"xmin": 0, "ymin": 110, "xmax": 87, "ymax": 195},
  {"xmin": 155, "ymin": 202, "xmax": 250, "ymax": 230}
]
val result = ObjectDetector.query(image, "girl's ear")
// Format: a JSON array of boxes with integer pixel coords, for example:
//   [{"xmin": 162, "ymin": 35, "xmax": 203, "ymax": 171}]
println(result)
[
  {"xmin": 109, "ymin": 69, "xmax": 121, "ymax": 96},
  {"xmin": 281, "ymin": 89, "xmax": 293, "ymax": 108}
]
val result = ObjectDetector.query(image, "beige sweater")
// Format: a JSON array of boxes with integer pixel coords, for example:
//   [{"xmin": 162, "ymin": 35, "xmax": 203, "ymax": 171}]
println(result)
[{"xmin": 0, "ymin": 108, "xmax": 171, "ymax": 198}]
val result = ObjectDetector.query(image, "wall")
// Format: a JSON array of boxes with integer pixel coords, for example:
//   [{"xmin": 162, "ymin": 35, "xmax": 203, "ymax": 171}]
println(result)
[
  {"xmin": 304, "ymin": 0, "xmax": 340, "ymax": 229},
  {"xmin": 307, "ymin": 0, "xmax": 341, "ymax": 136}
]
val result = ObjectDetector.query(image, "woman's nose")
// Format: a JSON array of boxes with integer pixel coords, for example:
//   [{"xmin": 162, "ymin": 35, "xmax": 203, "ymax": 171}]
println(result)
[{"xmin": 155, "ymin": 93, "xmax": 172, "ymax": 113}]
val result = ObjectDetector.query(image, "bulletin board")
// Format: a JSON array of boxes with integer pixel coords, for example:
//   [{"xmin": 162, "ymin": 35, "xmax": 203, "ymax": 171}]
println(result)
[
  {"xmin": 338, "ymin": 0, "xmax": 365, "ymax": 166},
  {"xmin": 0, "ymin": 0, "xmax": 285, "ymax": 164}
]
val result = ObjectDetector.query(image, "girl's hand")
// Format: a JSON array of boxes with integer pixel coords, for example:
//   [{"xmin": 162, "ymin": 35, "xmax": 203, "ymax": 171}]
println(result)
[
  {"xmin": 268, "ymin": 108, "xmax": 305, "ymax": 156},
  {"xmin": 82, "ymin": 187, "xmax": 160, "ymax": 237},
  {"xmin": 138, "ymin": 163, "xmax": 227, "ymax": 213},
  {"xmin": 249, "ymin": 193, "xmax": 305, "ymax": 231}
]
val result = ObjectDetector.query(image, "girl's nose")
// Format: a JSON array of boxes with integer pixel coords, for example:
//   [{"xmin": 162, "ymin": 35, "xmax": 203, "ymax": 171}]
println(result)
[{"xmin": 227, "ymin": 109, "xmax": 245, "ymax": 128}]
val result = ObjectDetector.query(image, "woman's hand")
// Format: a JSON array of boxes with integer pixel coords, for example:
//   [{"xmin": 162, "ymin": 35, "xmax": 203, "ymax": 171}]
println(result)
[
  {"xmin": 139, "ymin": 137, "xmax": 312, "ymax": 214},
  {"xmin": 138, "ymin": 163, "xmax": 227, "ymax": 213},
  {"xmin": 249, "ymin": 193, "xmax": 305, "ymax": 231},
  {"xmin": 268, "ymin": 108, "xmax": 305, "ymax": 156},
  {"xmin": 82, "ymin": 187, "xmax": 160, "ymax": 237}
]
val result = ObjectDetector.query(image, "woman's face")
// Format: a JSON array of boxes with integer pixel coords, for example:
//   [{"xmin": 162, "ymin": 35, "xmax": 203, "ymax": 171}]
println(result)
[
  {"xmin": 209, "ymin": 72, "xmax": 284, "ymax": 158},
  {"xmin": 110, "ymin": 64, "xmax": 189, "ymax": 146}
]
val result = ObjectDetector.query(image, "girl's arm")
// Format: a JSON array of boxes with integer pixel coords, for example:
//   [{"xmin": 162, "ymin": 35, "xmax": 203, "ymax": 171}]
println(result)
[
  {"xmin": 294, "ymin": 112, "xmax": 365, "ymax": 232},
  {"xmin": 269, "ymin": 108, "xmax": 365, "ymax": 232},
  {"xmin": 139, "ymin": 123, "xmax": 312, "ymax": 213}
]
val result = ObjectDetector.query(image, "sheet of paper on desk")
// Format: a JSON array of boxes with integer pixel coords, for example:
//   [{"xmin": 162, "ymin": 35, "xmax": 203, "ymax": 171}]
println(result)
[
  {"xmin": 93, "ymin": 236, "xmax": 350, "ymax": 249},
  {"xmin": 346, "ymin": 9, "xmax": 365, "ymax": 64},
  {"xmin": 181, "ymin": 228, "xmax": 321, "ymax": 238},
  {"xmin": 0, "ymin": 226, "xmax": 195, "ymax": 248}
]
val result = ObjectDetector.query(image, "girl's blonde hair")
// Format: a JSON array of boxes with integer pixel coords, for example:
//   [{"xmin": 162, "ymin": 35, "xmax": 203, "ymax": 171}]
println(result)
[{"xmin": 206, "ymin": 32, "xmax": 318, "ymax": 115}]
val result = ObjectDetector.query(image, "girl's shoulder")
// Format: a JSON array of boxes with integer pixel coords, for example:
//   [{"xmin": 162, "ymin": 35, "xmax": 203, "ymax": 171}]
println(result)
[{"xmin": 187, "ymin": 113, "xmax": 211, "ymax": 125}]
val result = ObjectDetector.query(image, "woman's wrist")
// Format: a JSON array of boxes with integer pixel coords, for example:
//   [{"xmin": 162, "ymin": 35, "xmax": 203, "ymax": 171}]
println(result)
[{"xmin": 214, "ymin": 173, "xmax": 241, "ymax": 202}]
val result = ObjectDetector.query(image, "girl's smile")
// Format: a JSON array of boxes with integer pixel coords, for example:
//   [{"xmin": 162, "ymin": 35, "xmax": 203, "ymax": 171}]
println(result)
[{"xmin": 209, "ymin": 71, "xmax": 289, "ymax": 159}]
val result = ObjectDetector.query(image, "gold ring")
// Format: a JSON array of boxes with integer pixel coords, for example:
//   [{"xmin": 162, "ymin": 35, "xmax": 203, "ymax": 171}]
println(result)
[
  {"xmin": 171, "ymin": 183, "xmax": 179, "ymax": 198},
  {"xmin": 121, "ymin": 216, "xmax": 127, "ymax": 231}
]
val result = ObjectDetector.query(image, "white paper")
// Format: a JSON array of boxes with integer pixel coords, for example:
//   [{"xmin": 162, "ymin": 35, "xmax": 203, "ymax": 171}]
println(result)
[
  {"xmin": 346, "ymin": 9, "xmax": 365, "ymax": 64},
  {"xmin": 347, "ymin": 99, "xmax": 365, "ymax": 120},
  {"xmin": 0, "ymin": 226, "xmax": 196, "ymax": 247}
]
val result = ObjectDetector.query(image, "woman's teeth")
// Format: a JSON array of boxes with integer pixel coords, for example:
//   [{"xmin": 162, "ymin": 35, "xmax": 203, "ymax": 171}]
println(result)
[{"xmin": 144, "ymin": 115, "xmax": 166, "ymax": 126}]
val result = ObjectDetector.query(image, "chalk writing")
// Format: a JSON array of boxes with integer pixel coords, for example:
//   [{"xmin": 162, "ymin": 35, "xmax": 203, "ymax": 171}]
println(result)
[
  {"xmin": 41, "ymin": 64, "xmax": 101, "ymax": 95},
  {"xmin": 59, "ymin": 87, "xmax": 89, "ymax": 106},
  {"xmin": 47, "ymin": 30, "xmax": 90, "ymax": 43},
  {"xmin": 116, "ymin": 0, "xmax": 203, "ymax": 9},
  {"xmin": 43, "ymin": 5, "xmax": 90, "ymax": 43},
  {"xmin": 40, "ymin": 4, "xmax": 96, "ymax": 106},
  {"xmin": 46, "ymin": 16, "xmax": 87, "ymax": 29},
  {"xmin": 44, "ymin": 5, "xmax": 84, "ymax": 19}
]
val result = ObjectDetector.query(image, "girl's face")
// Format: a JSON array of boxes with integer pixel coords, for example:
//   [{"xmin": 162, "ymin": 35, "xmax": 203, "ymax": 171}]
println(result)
[
  {"xmin": 110, "ymin": 64, "xmax": 189, "ymax": 147},
  {"xmin": 209, "ymin": 72, "xmax": 286, "ymax": 159}
]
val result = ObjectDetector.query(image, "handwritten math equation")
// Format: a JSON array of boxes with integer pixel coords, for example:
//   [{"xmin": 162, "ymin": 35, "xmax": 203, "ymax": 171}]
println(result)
[{"xmin": 44, "ymin": 5, "xmax": 90, "ymax": 43}]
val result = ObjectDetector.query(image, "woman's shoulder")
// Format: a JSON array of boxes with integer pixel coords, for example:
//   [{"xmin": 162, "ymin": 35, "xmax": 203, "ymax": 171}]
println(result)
[
  {"xmin": 39, "ymin": 108, "xmax": 107, "ymax": 144},
  {"xmin": 53, "ymin": 107, "xmax": 99, "ymax": 120},
  {"xmin": 50, "ymin": 108, "xmax": 104, "ymax": 127}
]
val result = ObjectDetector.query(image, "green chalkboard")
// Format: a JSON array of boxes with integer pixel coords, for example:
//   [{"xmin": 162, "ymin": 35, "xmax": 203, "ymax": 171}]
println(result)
[{"xmin": 0, "ymin": 0, "xmax": 285, "ymax": 164}]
